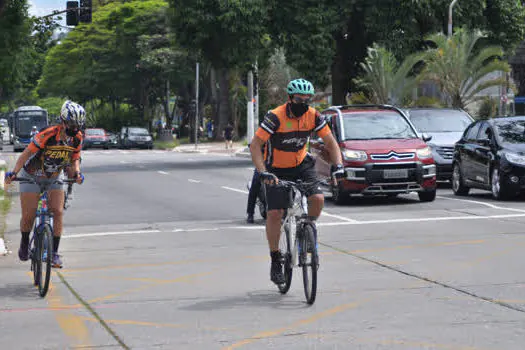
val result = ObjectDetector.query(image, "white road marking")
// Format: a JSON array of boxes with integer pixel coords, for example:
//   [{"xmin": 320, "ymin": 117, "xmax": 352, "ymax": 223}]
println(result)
[
  {"xmin": 188, "ymin": 179, "xmax": 201, "ymax": 183},
  {"xmin": 437, "ymin": 195, "xmax": 525, "ymax": 213},
  {"xmin": 119, "ymin": 160, "xmax": 129, "ymax": 164},
  {"xmin": 158, "ymin": 171, "xmax": 169, "ymax": 175},
  {"xmin": 62, "ymin": 212, "xmax": 525, "ymax": 239},
  {"xmin": 322, "ymin": 211, "xmax": 359, "ymax": 223},
  {"xmin": 221, "ymin": 186, "xmax": 249, "ymax": 194}
]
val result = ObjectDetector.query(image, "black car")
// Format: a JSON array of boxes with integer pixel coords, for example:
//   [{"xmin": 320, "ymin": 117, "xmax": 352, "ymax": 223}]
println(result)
[{"xmin": 452, "ymin": 116, "xmax": 525, "ymax": 200}]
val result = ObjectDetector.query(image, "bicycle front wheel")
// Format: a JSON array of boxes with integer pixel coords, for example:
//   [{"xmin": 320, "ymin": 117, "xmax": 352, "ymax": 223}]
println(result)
[
  {"xmin": 277, "ymin": 220, "xmax": 293, "ymax": 294},
  {"xmin": 35, "ymin": 224, "xmax": 53, "ymax": 297},
  {"xmin": 301, "ymin": 223, "xmax": 318, "ymax": 305}
]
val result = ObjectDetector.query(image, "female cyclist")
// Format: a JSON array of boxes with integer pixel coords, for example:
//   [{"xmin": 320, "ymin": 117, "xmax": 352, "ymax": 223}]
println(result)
[{"xmin": 5, "ymin": 100, "xmax": 86, "ymax": 268}]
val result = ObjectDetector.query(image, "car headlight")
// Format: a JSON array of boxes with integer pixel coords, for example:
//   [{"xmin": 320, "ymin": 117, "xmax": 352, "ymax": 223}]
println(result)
[
  {"xmin": 342, "ymin": 149, "xmax": 367, "ymax": 161},
  {"xmin": 417, "ymin": 147, "xmax": 432, "ymax": 159},
  {"xmin": 145, "ymin": 136, "xmax": 152, "ymax": 141},
  {"xmin": 505, "ymin": 152, "xmax": 525, "ymax": 166}
]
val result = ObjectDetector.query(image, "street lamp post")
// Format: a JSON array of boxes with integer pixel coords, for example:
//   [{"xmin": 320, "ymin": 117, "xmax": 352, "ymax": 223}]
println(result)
[
  {"xmin": 195, "ymin": 62, "xmax": 199, "ymax": 150},
  {"xmin": 448, "ymin": 0, "xmax": 459, "ymax": 37}
]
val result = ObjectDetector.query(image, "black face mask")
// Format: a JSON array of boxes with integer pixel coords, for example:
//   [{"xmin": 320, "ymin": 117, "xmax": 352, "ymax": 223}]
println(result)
[
  {"xmin": 65, "ymin": 127, "xmax": 78, "ymax": 137},
  {"xmin": 290, "ymin": 102, "xmax": 309, "ymax": 118}
]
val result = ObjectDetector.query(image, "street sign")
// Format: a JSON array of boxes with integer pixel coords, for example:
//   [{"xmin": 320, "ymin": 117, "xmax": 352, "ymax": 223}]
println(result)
[{"xmin": 514, "ymin": 96, "xmax": 525, "ymax": 104}]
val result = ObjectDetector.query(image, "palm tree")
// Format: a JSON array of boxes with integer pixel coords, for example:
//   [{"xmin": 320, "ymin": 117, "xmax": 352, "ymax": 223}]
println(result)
[
  {"xmin": 353, "ymin": 43, "xmax": 423, "ymax": 105},
  {"xmin": 421, "ymin": 28, "xmax": 510, "ymax": 109}
]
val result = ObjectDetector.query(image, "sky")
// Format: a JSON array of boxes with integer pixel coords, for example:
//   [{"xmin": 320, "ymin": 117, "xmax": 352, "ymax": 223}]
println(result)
[{"xmin": 28, "ymin": 0, "xmax": 68, "ymax": 27}]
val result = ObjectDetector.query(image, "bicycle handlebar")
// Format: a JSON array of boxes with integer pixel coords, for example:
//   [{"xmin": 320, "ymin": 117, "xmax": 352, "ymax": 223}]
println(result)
[{"xmin": 13, "ymin": 177, "xmax": 77, "ymax": 185}]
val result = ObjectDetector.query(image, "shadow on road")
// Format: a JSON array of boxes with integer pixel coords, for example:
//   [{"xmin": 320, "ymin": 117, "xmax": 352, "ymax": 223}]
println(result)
[
  {"xmin": 0, "ymin": 282, "xmax": 39, "ymax": 300},
  {"xmin": 179, "ymin": 290, "xmax": 310, "ymax": 311}
]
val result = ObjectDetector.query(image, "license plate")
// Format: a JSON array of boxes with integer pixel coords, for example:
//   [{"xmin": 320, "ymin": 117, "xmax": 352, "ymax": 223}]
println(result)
[
  {"xmin": 383, "ymin": 169, "xmax": 408, "ymax": 179},
  {"xmin": 94, "ymin": 142, "xmax": 101, "ymax": 144}
]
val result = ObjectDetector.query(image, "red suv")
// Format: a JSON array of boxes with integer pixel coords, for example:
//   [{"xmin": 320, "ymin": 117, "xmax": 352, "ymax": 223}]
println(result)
[{"xmin": 310, "ymin": 105, "xmax": 437, "ymax": 204}]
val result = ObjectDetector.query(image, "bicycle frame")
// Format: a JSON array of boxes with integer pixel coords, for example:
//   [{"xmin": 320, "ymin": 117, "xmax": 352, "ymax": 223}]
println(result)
[
  {"xmin": 279, "ymin": 181, "xmax": 312, "ymax": 268},
  {"xmin": 35, "ymin": 190, "xmax": 53, "ymax": 234}
]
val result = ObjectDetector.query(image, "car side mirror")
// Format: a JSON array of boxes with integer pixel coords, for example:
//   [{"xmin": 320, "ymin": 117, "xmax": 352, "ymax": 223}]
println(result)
[
  {"xmin": 422, "ymin": 133, "xmax": 432, "ymax": 142},
  {"xmin": 479, "ymin": 138, "xmax": 491, "ymax": 147}
]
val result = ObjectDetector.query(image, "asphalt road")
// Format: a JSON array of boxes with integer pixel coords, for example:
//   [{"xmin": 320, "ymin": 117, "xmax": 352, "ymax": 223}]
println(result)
[{"xmin": 2, "ymin": 148, "xmax": 525, "ymax": 349}]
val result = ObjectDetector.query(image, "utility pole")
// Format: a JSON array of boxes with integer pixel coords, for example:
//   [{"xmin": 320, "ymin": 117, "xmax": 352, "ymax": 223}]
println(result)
[
  {"xmin": 247, "ymin": 70, "xmax": 254, "ymax": 143},
  {"xmin": 195, "ymin": 62, "xmax": 199, "ymax": 150},
  {"xmin": 254, "ymin": 60, "xmax": 259, "ymax": 132},
  {"xmin": 448, "ymin": 0, "xmax": 458, "ymax": 37}
]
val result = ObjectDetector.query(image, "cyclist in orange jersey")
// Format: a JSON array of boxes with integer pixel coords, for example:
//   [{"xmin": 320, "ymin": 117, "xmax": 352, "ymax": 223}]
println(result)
[{"xmin": 249, "ymin": 78, "xmax": 345, "ymax": 285}]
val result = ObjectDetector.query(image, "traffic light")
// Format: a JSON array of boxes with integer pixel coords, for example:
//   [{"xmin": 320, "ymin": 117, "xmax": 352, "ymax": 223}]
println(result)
[
  {"xmin": 66, "ymin": 1, "xmax": 79, "ymax": 26},
  {"xmin": 79, "ymin": 0, "xmax": 92, "ymax": 23}
]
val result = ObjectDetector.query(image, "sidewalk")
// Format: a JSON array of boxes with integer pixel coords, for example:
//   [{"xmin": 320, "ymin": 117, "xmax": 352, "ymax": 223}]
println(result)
[{"xmin": 173, "ymin": 141, "xmax": 251, "ymax": 158}]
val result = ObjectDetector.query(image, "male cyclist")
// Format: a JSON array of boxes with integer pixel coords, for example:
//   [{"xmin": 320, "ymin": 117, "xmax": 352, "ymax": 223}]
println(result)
[
  {"xmin": 5, "ymin": 100, "xmax": 86, "ymax": 268},
  {"xmin": 249, "ymin": 78, "xmax": 344, "ymax": 285}
]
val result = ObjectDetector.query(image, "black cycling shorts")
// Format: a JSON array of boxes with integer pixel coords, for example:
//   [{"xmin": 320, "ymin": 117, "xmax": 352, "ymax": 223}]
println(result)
[{"xmin": 264, "ymin": 155, "xmax": 323, "ymax": 211}]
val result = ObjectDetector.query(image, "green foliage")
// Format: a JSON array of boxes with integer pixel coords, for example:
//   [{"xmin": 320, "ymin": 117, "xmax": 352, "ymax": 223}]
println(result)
[
  {"xmin": 421, "ymin": 27, "xmax": 510, "ymax": 109},
  {"xmin": 353, "ymin": 43, "xmax": 424, "ymax": 105},
  {"xmin": 348, "ymin": 91, "xmax": 371, "ymax": 104},
  {"xmin": 170, "ymin": 0, "xmax": 269, "ymax": 69},
  {"xmin": 476, "ymin": 96, "xmax": 498, "ymax": 119},
  {"xmin": 0, "ymin": 0, "xmax": 31, "ymax": 107},
  {"xmin": 406, "ymin": 96, "xmax": 445, "ymax": 108}
]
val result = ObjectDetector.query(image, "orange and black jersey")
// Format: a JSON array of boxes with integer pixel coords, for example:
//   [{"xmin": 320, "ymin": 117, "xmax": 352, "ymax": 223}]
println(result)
[
  {"xmin": 24, "ymin": 125, "xmax": 83, "ymax": 177},
  {"xmin": 255, "ymin": 103, "xmax": 331, "ymax": 169}
]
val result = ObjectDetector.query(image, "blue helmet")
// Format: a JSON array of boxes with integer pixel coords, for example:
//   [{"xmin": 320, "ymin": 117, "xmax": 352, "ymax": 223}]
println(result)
[
  {"xmin": 60, "ymin": 100, "xmax": 86, "ymax": 127},
  {"xmin": 287, "ymin": 78, "xmax": 315, "ymax": 95}
]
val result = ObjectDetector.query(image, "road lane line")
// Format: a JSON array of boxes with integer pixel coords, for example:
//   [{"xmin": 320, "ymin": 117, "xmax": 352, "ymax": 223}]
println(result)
[
  {"xmin": 188, "ymin": 179, "xmax": 201, "ymax": 183},
  {"xmin": 222, "ymin": 299, "xmax": 371, "ymax": 349},
  {"xmin": 57, "ymin": 272, "xmax": 131, "ymax": 349},
  {"xmin": 437, "ymin": 195, "xmax": 525, "ymax": 213},
  {"xmin": 47, "ymin": 279, "xmax": 92, "ymax": 347},
  {"xmin": 61, "ymin": 213, "xmax": 525, "ymax": 239},
  {"xmin": 322, "ymin": 210, "xmax": 359, "ymax": 222},
  {"xmin": 158, "ymin": 171, "xmax": 169, "ymax": 175},
  {"xmin": 221, "ymin": 186, "xmax": 249, "ymax": 194}
]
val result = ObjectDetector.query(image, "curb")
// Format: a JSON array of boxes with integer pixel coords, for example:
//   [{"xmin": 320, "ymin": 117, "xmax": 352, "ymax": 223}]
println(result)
[
  {"xmin": 0, "ymin": 159, "xmax": 5, "ymax": 190},
  {"xmin": 0, "ymin": 238, "xmax": 9, "ymax": 255}
]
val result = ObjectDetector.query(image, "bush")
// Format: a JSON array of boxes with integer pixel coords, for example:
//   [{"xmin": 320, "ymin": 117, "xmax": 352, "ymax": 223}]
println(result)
[
  {"xmin": 348, "ymin": 91, "xmax": 371, "ymax": 104},
  {"xmin": 406, "ymin": 96, "xmax": 444, "ymax": 108},
  {"xmin": 477, "ymin": 97, "xmax": 498, "ymax": 120}
]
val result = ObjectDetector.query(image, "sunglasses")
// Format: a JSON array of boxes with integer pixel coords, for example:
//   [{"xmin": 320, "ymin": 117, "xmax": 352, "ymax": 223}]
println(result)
[
  {"xmin": 64, "ymin": 119, "xmax": 81, "ymax": 129},
  {"xmin": 292, "ymin": 96, "xmax": 312, "ymax": 104}
]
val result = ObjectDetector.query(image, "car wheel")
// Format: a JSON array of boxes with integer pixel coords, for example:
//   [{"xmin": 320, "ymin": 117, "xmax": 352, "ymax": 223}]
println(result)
[
  {"xmin": 418, "ymin": 189, "xmax": 436, "ymax": 202},
  {"xmin": 331, "ymin": 183, "xmax": 348, "ymax": 205},
  {"xmin": 452, "ymin": 163, "xmax": 470, "ymax": 196},
  {"xmin": 491, "ymin": 167, "xmax": 511, "ymax": 200}
]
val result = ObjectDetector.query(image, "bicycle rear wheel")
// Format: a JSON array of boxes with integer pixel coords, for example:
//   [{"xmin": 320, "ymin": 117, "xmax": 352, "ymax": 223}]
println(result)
[
  {"xmin": 300, "ymin": 223, "xmax": 318, "ymax": 305},
  {"xmin": 35, "ymin": 224, "xmax": 53, "ymax": 297},
  {"xmin": 277, "ymin": 221, "xmax": 293, "ymax": 294}
]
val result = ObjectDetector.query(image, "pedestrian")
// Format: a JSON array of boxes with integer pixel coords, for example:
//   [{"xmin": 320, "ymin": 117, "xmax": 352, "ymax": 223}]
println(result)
[{"xmin": 223, "ymin": 122, "xmax": 234, "ymax": 150}]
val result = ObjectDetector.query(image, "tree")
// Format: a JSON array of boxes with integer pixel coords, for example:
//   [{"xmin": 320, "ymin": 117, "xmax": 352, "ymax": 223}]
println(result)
[
  {"xmin": 421, "ymin": 28, "xmax": 510, "ymax": 109},
  {"xmin": 0, "ymin": 0, "xmax": 31, "ymax": 108},
  {"xmin": 353, "ymin": 44, "xmax": 423, "ymax": 105},
  {"xmin": 266, "ymin": 0, "xmax": 525, "ymax": 105},
  {"xmin": 170, "ymin": 0, "xmax": 270, "ymax": 139},
  {"xmin": 38, "ymin": 0, "xmax": 192, "ymax": 130}
]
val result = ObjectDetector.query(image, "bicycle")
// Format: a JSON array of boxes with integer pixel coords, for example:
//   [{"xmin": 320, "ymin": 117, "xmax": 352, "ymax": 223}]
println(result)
[
  {"xmin": 12, "ymin": 177, "xmax": 76, "ymax": 297},
  {"xmin": 267, "ymin": 178, "xmax": 326, "ymax": 305}
]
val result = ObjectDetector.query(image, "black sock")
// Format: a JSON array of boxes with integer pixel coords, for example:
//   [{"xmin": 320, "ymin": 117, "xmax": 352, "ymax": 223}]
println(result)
[
  {"xmin": 53, "ymin": 236, "xmax": 61, "ymax": 254},
  {"xmin": 21, "ymin": 232, "xmax": 30, "ymax": 245},
  {"xmin": 270, "ymin": 250, "xmax": 281, "ymax": 263}
]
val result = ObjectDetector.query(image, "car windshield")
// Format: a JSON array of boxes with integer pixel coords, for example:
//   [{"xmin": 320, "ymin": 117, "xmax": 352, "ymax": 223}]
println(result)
[
  {"xmin": 86, "ymin": 129, "xmax": 105, "ymax": 136},
  {"xmin": 494, "ymin": 119, "xmax": 525, "ymax": 144},
  {"xmin": 342, "ymin": 111, "xmax": 417, "ymax": 140},
  {"xmin": 129, "ymin": 128, "xmax": 149, "ymax": 136},
  {"xmin": 408, "ymin": 110, "xmax": 472, "ymax": 132}
]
